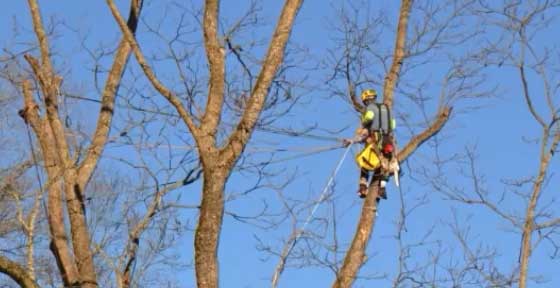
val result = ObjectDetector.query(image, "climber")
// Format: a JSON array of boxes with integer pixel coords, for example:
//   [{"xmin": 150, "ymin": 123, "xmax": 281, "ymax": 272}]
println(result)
[{"xmin": 344, "ymin": 88, "xmax": 397, "ymax": 199}]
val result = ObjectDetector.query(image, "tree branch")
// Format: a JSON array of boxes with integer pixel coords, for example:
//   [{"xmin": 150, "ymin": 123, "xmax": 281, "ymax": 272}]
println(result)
[
  {"xmin": 383, "ymin": 0, "xmax": 412, "ymax": 108},
  {"xmin": 220, "ymin": 0, "xmax": 303, "ymax": 165},
  {"xmin": 345, "ymin": 57, "xmax": 364, "ymax": 114},
  {"xmin": 519, "ymin": 65, "xmax": 546, "ymax": 128},
  {"xmin": 537, "ymin": 218, "xmax": 560, "ymax": 230},
  {"xmin": 77, "ymin": 0, "xmax": 144, "ymax": 190},
  {"xmin": 120, "ymin": 168, "xmax": 201, "ymax": 288},
  {"xmin": 26, "ymin": 0, "xmax": 53, "ymax": 73},
  {"xmin": 24, "ymin": 6, "xmax": 72, "ymax": 170},
  {"xmin": 105, "ymin": 0, "xmax": 200, "ymax": 139},
  {"xmin": 200, "ymin": 0, "xmax": 226, "ymax": 140},
  {"xmin": 0, "ymin": 256, "xmax": 39, "ymax": 288},
  {"xmin": 397, "ymin": 106, "xmax": 452, "ymax": 162}
]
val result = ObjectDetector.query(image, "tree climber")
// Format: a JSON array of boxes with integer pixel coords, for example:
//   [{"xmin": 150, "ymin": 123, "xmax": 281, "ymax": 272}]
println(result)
[{"xmin": 345, "ymin": 88, "xmax": 398, "ymax": 199}]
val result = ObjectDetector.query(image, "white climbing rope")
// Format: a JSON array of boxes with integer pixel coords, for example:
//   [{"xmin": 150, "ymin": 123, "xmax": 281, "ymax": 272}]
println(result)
[{"xmin": 286, "ymin": 142, "xmax": 354, "ymax": 257}]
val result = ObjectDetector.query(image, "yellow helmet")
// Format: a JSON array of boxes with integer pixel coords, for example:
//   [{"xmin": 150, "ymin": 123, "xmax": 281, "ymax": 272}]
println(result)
[{"xmin": 361, "ymin": 89, "xmax": 377, "ymax": 102}]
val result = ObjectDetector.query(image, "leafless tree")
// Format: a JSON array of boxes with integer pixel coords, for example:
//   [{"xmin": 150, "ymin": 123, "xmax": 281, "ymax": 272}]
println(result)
[
  {"xmin": 0, "ymin": 1, "xmax": 201, "ymax": 287},
  {"xmin": 319, "ymin": 0, "xmax": 489, "ymax": 287},
  {"xmin": 106, "ymin": 0, "xmax": 306, "ymax": 286},
  {"xmin": 484, "ymin": 3, "xmax": 560, "ymax": 287},
  {"xmin": 13, "ymin": 1, "xmax": 142, "ymax": 285},
  {"xmin": 5, "ymin": 1, "xmax": 556, "ymax": 287},
  {"xmin": 417, "ymin": 2, "xmax": 560, "ymax": 287}
]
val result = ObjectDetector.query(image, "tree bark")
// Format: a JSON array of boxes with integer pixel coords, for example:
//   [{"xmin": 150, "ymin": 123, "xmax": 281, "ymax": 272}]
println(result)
[
  {"xmin": 220, "ymin": 0, "xmax": 303, "ymax": 163},
  {"xmin": 77, "ymin": 0, "xmax": 143, "ymax": 189},
  {"xmin": 397, "ymin": 107, "xmax": 452, "ymax": 162},
  {"xmin": 194, "ymin": 160, "xmax": 227, "ymax": 288},
  {"xmin": 0, "ymin": 256, "xmax": 40, "ymax": 288},
  {"xmin": 332, "ymin": 183, "xmax": 380, "ymax": 288},
  {"xmin": 518, "ymin": 131, "xmax": 560, "ymax": 288},
  {"xmin": 64, "ymin": 173, "xmax": 98, "ymax": 288},
  {"xmin": 22, "ymin": 80, "xmax": 80, "ymax": 286},
  {"xmin": 383, "ymin": 0, "xmax": 412, "ymax": 108},
  {"xmin": 200, "ymin": 0, "xmax": 226, "ymax": 140}
]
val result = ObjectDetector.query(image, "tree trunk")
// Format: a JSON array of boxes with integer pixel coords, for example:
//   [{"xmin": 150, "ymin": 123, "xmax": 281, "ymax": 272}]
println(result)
[
  {"xmin": 519, "ymin": 216, "xmax": 533, "ymax": 288},
  {"xmin": 518, "ymin": 132, "xmax": 555, "ymax": 288},
  {"xmin": 64, "ymin": 174, "xmax": 98, "ymax": 287},
  {"xmin": 35, "ymin": 122, "xmax": 80, "ymax": 287},
  {"xmin": 332, "ymin": 183, "xmax": 380, "ymax": 288},
  {"xmin": 194, "ymin": 163, "xmax": 227, "ymax": 288}
]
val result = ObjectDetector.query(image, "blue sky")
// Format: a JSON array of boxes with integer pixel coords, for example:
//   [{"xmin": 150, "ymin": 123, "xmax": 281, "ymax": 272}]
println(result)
[{"xmin": 1, "ymin": 1, "xmax": 559, "ymax": 287}]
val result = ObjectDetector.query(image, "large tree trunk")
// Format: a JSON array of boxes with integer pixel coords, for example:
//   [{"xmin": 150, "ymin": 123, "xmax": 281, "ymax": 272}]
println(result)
[
  {"xmin": 194, "ymin": 162, "xmax": 227, "ymax": 288},
  {"xmin": 64, "ymin": 173, "xmax": 98, "ymax": 288},
  {"xmin": 332, "ymin": 183, "xmax": 380, "ymax": 288},
  {"xmin": 31, "ymin": 117, "xmax": 80, "ymax": 287},
  {"xmin": 106, "ymin": 0, "xmax": 303, "ymax": 286}
]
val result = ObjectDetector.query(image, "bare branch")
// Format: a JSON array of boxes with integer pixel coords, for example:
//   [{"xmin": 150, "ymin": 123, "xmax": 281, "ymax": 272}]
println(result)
[
  {"xmin": 383, "ymin": 0, "xmax": 412, "ymax": 108},
  {"xmin": 105, "ymin": 0, "xmax": 201, "ymax": 139},
  {"xmin": 120, "ymin": 167, "xmax": 201, "ymax": 287},
  {"xmin": 77, "ymin": 0, "xmax": 144, "ymax": 189},
  {"xmin": 519, "ymin": 64, "xmax": 547, "ymax": 128},
  {"xmin": 0, "ymin": 255, "xmax": 39, "ymax": 288},
  {"xmin": 537, "ymin": 218, "xmax": 560, "ymax": 230},
  {"xmin": 220, "ymin": 0, "xmax": 303, "ymax": 165},
  {"xmin": 200, "ymin": 0, "xmax": 226, "ymax": 140},
  {"xmin": 397, "ymin": 106, "xmax": 452, "ymax": 162},
  {"xmin": 26, "ymin": 0, "xmax": 53, "ymax": 73}
]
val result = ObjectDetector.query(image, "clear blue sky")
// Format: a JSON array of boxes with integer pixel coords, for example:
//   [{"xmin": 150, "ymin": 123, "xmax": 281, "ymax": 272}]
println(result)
[{"xmin": 1, "ymin": 1, "xmax": 559, "ymax": 287}]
